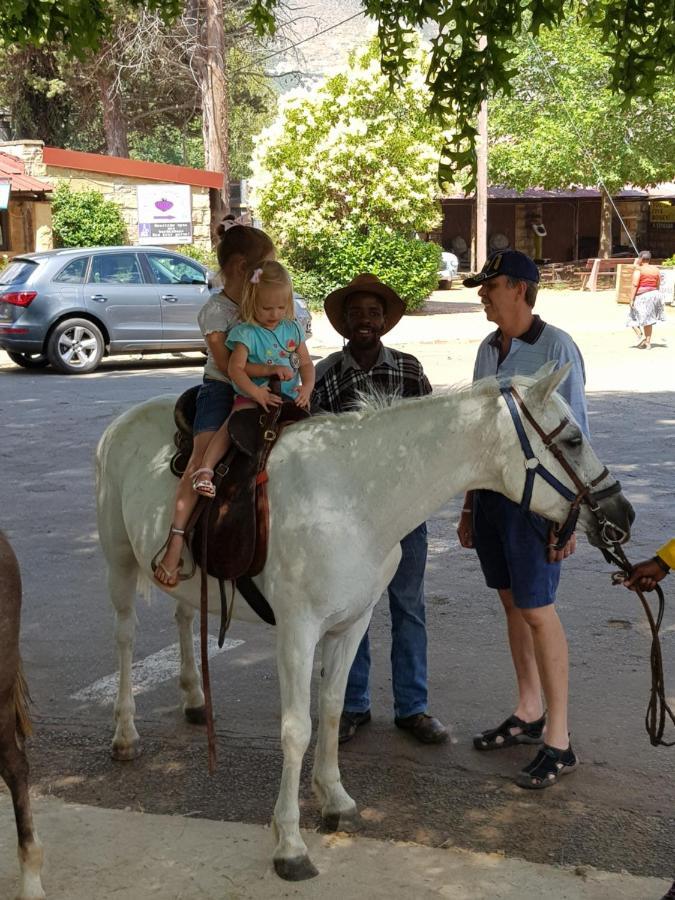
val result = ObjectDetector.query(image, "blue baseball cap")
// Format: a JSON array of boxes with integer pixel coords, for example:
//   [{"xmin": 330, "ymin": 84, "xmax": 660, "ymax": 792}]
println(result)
[{"xmin": 463, "ymin": 250, "xmax": 540, "ymax": 287}]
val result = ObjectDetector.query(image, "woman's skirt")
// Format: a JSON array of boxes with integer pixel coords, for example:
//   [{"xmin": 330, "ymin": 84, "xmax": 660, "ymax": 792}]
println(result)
[{"xmin": 626, "ymin": 289, "xmax": 666, "ymax": 327}]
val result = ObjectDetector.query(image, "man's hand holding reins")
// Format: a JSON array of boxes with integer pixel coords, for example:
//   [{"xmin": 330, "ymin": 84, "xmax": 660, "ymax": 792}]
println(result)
[{"xmin": 547, "ymin": 528, "xmax": 576, "ymax": 563}]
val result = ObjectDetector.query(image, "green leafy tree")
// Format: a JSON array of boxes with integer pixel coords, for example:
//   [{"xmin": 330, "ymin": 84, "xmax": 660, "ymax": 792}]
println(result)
[
  {"xmin": 51, "ymin": 183, "xmax": 128, "ymax": 247},
  {"xmin": 0, "ymin": 0, "xmax": 181, "ymax": 54},
  {"xmin": 249, "ymin": 0, "xmax": 675, "ymax": 187},
  {"xmin": 488, "ymin": 21, "xmax": 675, "ymax": 255},
  {"xmin": 250, "ymin": 41, "xmax": 443, "ymax": 309},
  {"xmin": 251, "ymin": 41, "xmax": 443, "ymax": 248}
]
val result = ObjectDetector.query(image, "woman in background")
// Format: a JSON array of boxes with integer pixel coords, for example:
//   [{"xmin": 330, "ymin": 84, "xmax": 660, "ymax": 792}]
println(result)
[{"xmin": 626, "ymin": 250, "xmax": 666, "ymax": 349}]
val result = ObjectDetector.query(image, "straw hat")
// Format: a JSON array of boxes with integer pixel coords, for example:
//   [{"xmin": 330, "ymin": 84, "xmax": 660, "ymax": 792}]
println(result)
[{"xmin": 323, "ymin": 273, "xmax": 405, "ymax": 338}]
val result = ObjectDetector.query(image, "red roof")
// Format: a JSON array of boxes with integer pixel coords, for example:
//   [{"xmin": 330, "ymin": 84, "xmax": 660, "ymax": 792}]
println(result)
[
  {"xmin": 0, "ymin": 152, "xmax": 52, "ymax": 193},
  {"xmin": 43, "ymin": 146, "xmax": 223, "ymax": 189}
]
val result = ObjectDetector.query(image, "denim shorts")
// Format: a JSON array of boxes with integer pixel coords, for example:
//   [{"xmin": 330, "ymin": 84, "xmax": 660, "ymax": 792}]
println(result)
[
  {"xmin": 472, "ymin": 490, "xmax": 561, "ymax": 609},
  {"xmin": 193, "ymin": 377, "xmax": 235, "ymax": 435}
]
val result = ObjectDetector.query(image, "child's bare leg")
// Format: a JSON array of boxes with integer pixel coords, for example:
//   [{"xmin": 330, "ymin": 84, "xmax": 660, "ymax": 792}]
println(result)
[
  {"xmin": 193, "ymin": 420, "xmax": 232, "ymax": 496},
  {"xmin": 155, "ymin": 431, "xmax": 213, "ymax": 585}
]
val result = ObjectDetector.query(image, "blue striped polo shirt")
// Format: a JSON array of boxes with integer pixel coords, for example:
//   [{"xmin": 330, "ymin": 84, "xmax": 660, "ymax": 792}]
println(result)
[{"xmin": 473, "ymin": 315, "xmax": 589, "ymax": 436}]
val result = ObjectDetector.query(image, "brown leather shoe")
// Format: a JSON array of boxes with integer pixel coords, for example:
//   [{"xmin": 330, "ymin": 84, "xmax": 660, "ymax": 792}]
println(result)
[
  {"xmin": 394, "ymin": 713, "xmax": 449, "ymax": 744},
  {"xmin": 338, "ymin": 709, "xmax": 371, "ymax": 744}
]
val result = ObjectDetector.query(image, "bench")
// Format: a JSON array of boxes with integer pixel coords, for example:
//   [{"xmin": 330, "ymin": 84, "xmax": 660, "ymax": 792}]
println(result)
[{"xmin": 579, "ymin": 257, "xmax": 632, "ymax": 291}]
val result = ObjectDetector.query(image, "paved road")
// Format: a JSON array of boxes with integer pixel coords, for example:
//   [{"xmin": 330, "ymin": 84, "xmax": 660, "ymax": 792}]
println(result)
[{"xmin": 1, "ymin": 289, "xmax": 673, "ymax": 886}]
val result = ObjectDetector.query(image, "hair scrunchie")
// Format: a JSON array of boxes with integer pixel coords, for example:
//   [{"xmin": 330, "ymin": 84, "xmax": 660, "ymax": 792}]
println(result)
[{"xmin": 250, "ymin": 267, "xmax": 263, "ymax": 284}]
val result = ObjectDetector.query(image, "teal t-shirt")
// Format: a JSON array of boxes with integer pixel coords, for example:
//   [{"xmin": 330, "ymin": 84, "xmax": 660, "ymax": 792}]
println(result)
[{"xmin": 226, "ymin": 319, "xmax": 303, "ymax": 399}]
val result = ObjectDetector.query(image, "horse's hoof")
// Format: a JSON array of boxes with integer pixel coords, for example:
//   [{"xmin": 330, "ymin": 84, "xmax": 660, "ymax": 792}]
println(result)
[
  {"xmin": 111, "ymin": 739, "xmax": 142, "ymax": 761},
  {"xmin": 273, "ymin": 855, "xmax": 319, "ymax": 881},
  {"xmin": 321, "ymin": 807, "xmax": 361, "ymax": 834},
  {"xmin": 184, "ymin": 705, "xmax": 207, "ymax": 725}
]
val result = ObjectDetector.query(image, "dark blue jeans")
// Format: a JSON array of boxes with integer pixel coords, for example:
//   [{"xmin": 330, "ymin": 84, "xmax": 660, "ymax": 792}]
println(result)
[{"xmin": 344, "ymin": 522, "xmax": 428, "ymax": 719}]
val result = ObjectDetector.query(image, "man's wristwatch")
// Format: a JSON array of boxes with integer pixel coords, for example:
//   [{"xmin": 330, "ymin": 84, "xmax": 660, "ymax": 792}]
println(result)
[{"xmin": 653, "ymin": 555, "xmax": 671, "ymax": 575}]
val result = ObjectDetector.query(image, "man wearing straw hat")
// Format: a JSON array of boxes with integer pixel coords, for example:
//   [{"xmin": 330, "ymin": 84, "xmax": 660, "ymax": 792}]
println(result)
[{"xmin": 313, "ymin": 273, "xmax": 448, "ymax": 746}]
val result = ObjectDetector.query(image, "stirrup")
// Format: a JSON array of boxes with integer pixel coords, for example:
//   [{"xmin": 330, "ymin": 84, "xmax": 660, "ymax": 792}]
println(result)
[{"xmin": 151, "ymin": 526, "xmax": 194, "ymax": 585}]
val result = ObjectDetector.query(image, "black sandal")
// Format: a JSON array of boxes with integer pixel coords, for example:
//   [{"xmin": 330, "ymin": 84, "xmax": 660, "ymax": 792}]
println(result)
[
  {"xmin": 516, "ymin": 743, "xmax": 578, "ymax": 789},
  {"xmin": 473, "ymin": 713, "xmax": 546, "ymax": 751}
]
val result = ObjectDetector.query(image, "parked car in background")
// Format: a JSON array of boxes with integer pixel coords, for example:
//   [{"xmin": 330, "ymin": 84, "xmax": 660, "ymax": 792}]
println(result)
[{"xmin": 0, "ymin": 246, "xmax": 311, "ymax": 374}]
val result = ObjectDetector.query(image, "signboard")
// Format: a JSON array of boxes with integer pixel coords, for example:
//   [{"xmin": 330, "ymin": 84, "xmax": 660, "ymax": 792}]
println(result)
[
  {"xmin": 137, "ymin": 183, "xmax": 192, "ymax": 245},
  {"xmin": 0, "ymin": 179, "xmax": 11, "ymax": 211},
  {"xmin": 650, "ymin": 200, "xmax": 675, "ymax": 225}
]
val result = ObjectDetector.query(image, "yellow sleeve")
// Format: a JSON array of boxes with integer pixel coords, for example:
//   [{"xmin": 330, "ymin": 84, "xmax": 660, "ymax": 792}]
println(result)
[{"xmin": 656, "ymin": 539, "xmax": 675, "ymax": 569}]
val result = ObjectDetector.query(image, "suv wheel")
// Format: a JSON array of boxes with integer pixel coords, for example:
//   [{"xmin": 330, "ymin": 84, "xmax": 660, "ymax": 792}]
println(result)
[
  {"xmin": 47, "ymin": 318, "xmax": 104, "ymax": 374},
  {"xmin": 7, "ymin": 351, "xmax": 50, "ymax": 370}
]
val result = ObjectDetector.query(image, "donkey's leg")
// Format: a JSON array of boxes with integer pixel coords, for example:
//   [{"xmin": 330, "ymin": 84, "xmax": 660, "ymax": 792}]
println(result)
[
  {"xmin": 312, "ymin": 615, "xmax": 371, "ymax": 833},
  {"xmin": 110, "ymin": 558, "xmax": 142, "ymax": 760},
  {"xmin": 0, "ymin": 710, "xmax": 45, "ymax": 900},
  {"xmin": 271, "ymin": 625, "xmax": 319, "ymax": 881},
  {"xmin": 174, "ymin": 600, "xmax": 206, "ymax": 724}
]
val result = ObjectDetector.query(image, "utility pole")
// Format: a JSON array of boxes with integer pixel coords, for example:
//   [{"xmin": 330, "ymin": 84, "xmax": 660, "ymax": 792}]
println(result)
[{"xmin": 473, "ymin": 35, "xmax": 488, "ymax": 272}]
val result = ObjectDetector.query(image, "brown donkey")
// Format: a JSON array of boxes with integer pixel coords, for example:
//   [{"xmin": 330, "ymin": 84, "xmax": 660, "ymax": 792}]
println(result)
[{"xmin": 0, "ymin": 531, "xmax": 45, "ymax": 899}]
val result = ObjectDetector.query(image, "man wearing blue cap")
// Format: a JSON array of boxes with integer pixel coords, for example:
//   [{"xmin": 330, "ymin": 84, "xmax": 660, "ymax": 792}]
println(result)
[{"xmin": 458, "ymin": 250, "xmax": 588, "ymax": 789}]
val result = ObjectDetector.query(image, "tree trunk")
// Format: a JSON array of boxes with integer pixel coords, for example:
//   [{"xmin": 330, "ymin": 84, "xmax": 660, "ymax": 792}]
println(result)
[
  {"xmin": 98, "ymin": 66, "xmax": 129, "ymax": 158},
  {"xmin": 599, "ymin": 188, "xmax": 613, "ymax": 258},
  {"xmin": 193, "ymin": 0, "xmax": 229, "ymax": 243}
]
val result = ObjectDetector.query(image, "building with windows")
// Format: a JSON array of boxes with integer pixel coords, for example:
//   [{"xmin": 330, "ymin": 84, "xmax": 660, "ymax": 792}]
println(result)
[
  {"xmin": 0, "ymin": 140, "xmax": 224, "ymax": 258},
  {"xmin": 437, "ymin": 185, "xmax": 675, "ymax": 267}
]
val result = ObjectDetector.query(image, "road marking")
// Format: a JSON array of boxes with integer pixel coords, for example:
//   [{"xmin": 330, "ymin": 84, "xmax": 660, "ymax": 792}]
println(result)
[{"xmin": 70, "ymin": 636, "xmax": 244, "ymax": 705}]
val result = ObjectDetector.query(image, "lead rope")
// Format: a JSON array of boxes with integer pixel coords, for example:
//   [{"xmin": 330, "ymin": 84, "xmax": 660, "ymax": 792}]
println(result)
[{"xmin": 603, "ymin": 541, "xmax": 675, "ymax": 747}]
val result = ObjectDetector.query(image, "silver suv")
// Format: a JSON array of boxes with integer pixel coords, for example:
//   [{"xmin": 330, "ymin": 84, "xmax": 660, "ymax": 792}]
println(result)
[{"xmin": 0, "ymin": 246, "xmax": 311, "ymax": 374}]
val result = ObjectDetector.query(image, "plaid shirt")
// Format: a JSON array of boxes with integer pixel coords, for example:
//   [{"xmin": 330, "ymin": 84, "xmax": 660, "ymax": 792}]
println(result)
[{"xmin": 312, "ymin": 344, "xmax": 432, "ymax": 413}]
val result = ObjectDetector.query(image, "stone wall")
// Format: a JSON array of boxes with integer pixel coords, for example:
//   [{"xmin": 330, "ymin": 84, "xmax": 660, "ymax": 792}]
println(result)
[
  {"xmin": 42, "ymin": 167, "xmax": 212, "ymax": 250},
  {"xmin": 1, "ymin": 140, "xmax": 47, "ymax": 178},
  {"xmin": 0, "ymin": 140, "xmax": 212, "ymax": 252}
]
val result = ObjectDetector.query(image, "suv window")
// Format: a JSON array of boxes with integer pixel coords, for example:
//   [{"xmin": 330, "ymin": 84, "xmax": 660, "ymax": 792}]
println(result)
[
  {"xmin": 89, "ymin": 253, "xmax": 144, "ymax": 285},
  {"xmin": 54, "ymin": 257, "xmax": 89, "ymax": 284},
  {"xmin": 146, "ymin": 253, "xmax": 206, "ymax": 286},
  {"xmin": 0, "ymin": 259, "xmax": 38, "ymax": 285}
]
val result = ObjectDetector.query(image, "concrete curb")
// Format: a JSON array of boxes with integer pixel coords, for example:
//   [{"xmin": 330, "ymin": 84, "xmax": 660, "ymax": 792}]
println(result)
[{"xmin": 0, "ymin": 796, "xmax": 670, "ymax": 900}]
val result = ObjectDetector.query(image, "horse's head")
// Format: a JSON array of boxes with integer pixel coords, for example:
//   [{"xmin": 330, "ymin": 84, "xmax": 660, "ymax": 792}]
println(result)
[{"xmin": 496, "ymin": 363, "xmax": 634, "ymax": 549}]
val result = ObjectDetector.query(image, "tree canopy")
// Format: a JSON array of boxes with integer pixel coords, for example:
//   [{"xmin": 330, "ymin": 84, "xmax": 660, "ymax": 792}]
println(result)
[
  {"xmin": 249, "ymin": 0, "xmax": 675, "ymax": 187},
  {"xmin": 250, "ymin": 41, "xmax": 442, "ymax": 309},
  {"xmin": 0, "ymin": 0, "xmax": 182, "ymax": 53},
  {"xmin": 250, "ymin": 41, "xmax": 443, "ymax": 248},
  {"xmin": 488, "ymin": 21, "xmax": 675, "ymax": 195}
]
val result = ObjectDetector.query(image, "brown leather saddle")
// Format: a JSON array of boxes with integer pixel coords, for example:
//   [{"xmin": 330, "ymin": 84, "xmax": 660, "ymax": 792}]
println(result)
[{"xmin": 171, "ymin": 381, "xmax": 309, "ymax": 631}]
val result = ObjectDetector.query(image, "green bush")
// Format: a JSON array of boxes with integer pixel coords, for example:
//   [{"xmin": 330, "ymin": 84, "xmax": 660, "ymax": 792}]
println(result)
[
  {"xmin": 51, "ymin": 182, "xmax": 127, "ymax": 247},
  {"xmin": 662, "ymin": 254, "xmax": 675, "ymax": 267},
  {"xmin": 174, "ymin": 244, "xmax": 218, "ymax": 271},
  {"xmin": 284, "ymin": 227, "xmax": 441, "ymax": 312}
]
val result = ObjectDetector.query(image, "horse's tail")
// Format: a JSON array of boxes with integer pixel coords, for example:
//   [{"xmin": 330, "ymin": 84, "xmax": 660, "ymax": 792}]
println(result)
[{"xmin": 13, "ymin": 660, "xmax": 33, "ymax": 740}]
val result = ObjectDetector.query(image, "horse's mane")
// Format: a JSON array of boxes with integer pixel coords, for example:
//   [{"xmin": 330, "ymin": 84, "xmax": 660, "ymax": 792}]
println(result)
[{"xmin": 308, "ymin": 373, "xmax": 540, "ymax": 427}]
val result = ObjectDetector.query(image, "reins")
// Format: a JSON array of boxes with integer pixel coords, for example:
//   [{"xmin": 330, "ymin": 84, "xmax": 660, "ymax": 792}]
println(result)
[
  {"xmin": 501, "ymin": 382, "xmax": 674, "ymax": 747},
  {"xmin": 602, "ymin": 541, "xmax": 674, "ymax": 747}
]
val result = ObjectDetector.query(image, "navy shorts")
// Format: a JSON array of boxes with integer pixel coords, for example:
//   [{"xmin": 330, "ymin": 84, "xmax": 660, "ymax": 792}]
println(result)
[
  {"xmin": 472, "ymin": 490, "xmax": 561, "ymax": 609},
  {"xmin": 193, "ymin": 377, "xmax": 234, "ymax": 435}
]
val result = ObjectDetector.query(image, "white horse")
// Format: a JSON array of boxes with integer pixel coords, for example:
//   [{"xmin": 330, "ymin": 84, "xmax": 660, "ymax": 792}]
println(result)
[{"xmin": 95, "ymin": 364, "xmax": 633, "ymax": 881}]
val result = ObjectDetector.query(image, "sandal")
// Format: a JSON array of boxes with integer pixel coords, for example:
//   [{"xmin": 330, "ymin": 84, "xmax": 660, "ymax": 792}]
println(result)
[
  {"xmin": 516, "ymin": 742, "xmax": 578, "ymax": 790},
  {"xmin": 473, "ymin": 713, "xmax": 546, "ymax": 751},
  {"xmin": 151, "ymin": 527, "xmax": 188, "ymax": 588},
  {"xmin": 191, "ymin": 467, "xmax": 215, "ymax": 498}
]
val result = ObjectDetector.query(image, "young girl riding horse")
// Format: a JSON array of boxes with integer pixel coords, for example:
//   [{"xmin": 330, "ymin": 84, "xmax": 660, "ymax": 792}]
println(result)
[
  {"xmin": 192, "ymin": 260, "xmax": 314, "ymax": 497},
  {"xmin": 152, "ymin": 221, "xmax": 277, "ymax": 587}
]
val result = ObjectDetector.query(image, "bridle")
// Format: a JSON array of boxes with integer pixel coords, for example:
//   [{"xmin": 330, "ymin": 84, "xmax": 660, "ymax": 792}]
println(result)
[
  {"xmin": 500, "ymin": 384, "xmax": 626, "ymax": 551},
  {"xmin": 501, "ymin": 382, "xmax": 674, "ymax": 747}
]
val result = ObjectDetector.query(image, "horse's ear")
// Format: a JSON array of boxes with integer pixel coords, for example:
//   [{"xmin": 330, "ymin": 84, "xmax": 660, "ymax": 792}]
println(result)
[
  {"xmin": 525, "ymin": 362, "xmax": 572, "ymax": 407},
  {"xmin": 532, "ymin": 361, "xmax": 557, "ymax": 379}
]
